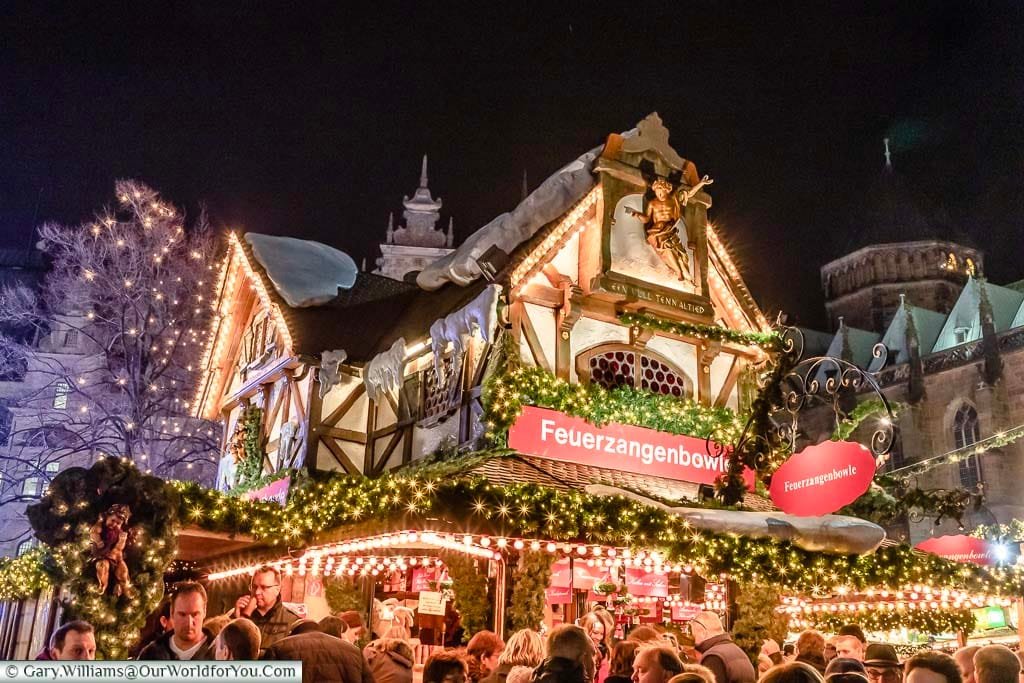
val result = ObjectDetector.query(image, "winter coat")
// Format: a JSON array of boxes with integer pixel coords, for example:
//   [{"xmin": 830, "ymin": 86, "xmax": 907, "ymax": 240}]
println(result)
[
  {"xmin": 795, "ymin": 653, "xmax": 827, "ymax": 675},
  {"xmin": 481, "ymin": 663, "xmax": 517, "ymax": 683},
  {"xmin": 365, "ymin": 644, "xmax": 413, "ymax": 683},
  {"xmin": 264, "ymin": 632, "xmax": 375, "ymax": 683},
  {"xmin": 246, "ymin": 598, "xmax": 301, "ymax": 654},
  {"xmin": 532, "ymin": 656, "xmax": 587, "ymax": 683},
  {"xmin": 137, "ymin": 628, "xmax": 216, "ymax": 661},
  {"xmin": 696, "ymin": 634, "xmax": 756, "ymax": 683}
]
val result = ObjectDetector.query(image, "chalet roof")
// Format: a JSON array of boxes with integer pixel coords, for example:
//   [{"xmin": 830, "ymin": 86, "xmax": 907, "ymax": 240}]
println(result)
[{"xmin": 237, "ymin": 232, "xmax": 487, "ymax": 362}]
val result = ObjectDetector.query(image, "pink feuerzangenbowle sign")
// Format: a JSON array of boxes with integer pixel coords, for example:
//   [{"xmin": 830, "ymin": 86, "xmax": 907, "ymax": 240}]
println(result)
[
  {"xmin": 768, "ymin": 441, "xmax": 876, "ymax": 516},
  {"xmin": 508, "ymin": 406, "xmax": 753, "ymax": 488}
]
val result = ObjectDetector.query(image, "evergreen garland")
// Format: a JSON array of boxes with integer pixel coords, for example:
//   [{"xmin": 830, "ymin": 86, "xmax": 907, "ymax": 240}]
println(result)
[
  {"xmin": 441, "ymin": 551, "xmax": 492, "ymax": 640},
  {"xmin": 506, "ymin": 551, "xmax": 554, "ymax": 632},
  {"xmin": 0, "ymin": 546, "xmax": 53, "ymax": 600},
  {"xmin": 731, "ymin": 581, "xmax": 790, "ymax": 664},
  {"xmin": 809, "ymin": 606, "xmax": 977, "ymax": 635},
  {"xmin": 232, "ymin": 406, "xmax": 265, "ymax": 490},
  {"xmin": 26, "ymin": 458, "xmax": 179, "ymax": 659},
  {"xmin": 618, "ymin": 312, "xmax": 783, "ymax": 350}
]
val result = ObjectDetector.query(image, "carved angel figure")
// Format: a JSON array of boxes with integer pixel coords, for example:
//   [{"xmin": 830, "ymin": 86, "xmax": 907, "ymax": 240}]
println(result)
[
  {"xmin": 626, "ymin": 177, "xmax": 691, "ymax": 281},
  {"xmin": 89, "ymin": 503, "xmax": 134, "ymax": 597}
]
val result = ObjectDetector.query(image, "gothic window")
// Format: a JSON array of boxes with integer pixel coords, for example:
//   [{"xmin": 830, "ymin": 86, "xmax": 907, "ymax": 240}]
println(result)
[
  {"xmin": 419, "ymin": 355, "xmax": 462, "ymax": 425},
  {"xmin": 578, "ymin": 345, "xmax": 693, "ymax": 398},
  {"xmin": 239, "ymin": 310, "xmax": 275, "ymax": 373},
  {"xmin": 953, "ymin": 404, "xmax": 982, "ymax": 489}
]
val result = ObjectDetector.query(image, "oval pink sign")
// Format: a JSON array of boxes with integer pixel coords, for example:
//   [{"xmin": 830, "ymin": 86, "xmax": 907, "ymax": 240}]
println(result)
[{"xmin": 769, "ymin": 441, "xmax": 877, "ymax": 516}]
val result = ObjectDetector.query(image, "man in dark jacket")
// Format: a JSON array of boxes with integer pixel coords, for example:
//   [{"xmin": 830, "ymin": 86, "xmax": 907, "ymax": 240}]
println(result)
[
  {"xmin": 690, "ymin": 611, "xmax": 756, "ymax": 683},
  {"xmin": 533, "ymin": 624, "xmax": 595, "ymax": 683},
  {"xmin": 263, "ymin": 623, "xmax": 375, "ymax": 683},
  {"xmin": 232, "ymin": 565, "xmax": 300, "ymax": 654},
  {"xmin": 139, "ymin": 582, "xmax": 215, "ymax": 660}
]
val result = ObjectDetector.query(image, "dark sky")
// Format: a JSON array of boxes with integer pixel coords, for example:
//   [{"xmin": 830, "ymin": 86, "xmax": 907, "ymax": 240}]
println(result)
[{"xmin": 3, "ymin": 3, "xmax": 1023, "ymax": 328}]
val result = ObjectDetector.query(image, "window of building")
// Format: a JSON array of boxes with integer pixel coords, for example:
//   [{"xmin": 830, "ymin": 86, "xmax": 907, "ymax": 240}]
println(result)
[
  {"xmin": 21, "ymin": 477, "xmax": 40, "ymax": 498},
  {"xmin": 52, "ymin": 381, "xmax": 70, "ymax": 410},
  {"xmin": 954, "ymin": 327, "xmax": 970, "ymax": 346},
  {"xmin": 45, "ymin": 462, "xmax": 59, "ymax": 476},
  {"xmin": 16, "ymin": 540, "xmax": 34, "ymax": 557},
  {"xmin": 953, "ymin": 404, "xmax": 982, "ymax": 489},
  {"xmin": 577, "ymin": 345, "xmax": 694, "ymax": 398},
  {"xmin": 63, "ymin": 329, "xmax": 78, "ymax": 348},
  {"xmin": 419, "ymin": 355, "xmax": 462, "ymax": 426}
]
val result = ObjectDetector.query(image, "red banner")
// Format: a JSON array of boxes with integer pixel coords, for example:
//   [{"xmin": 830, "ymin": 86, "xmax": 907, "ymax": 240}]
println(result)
[
  {"xmin": 508, "ymin": 406, "xmax": 753, "ymax": 488},
  {"xmin": 546, "ymin": 586, "xmax": 572, "ymax": 604},
  {"xmin": 915, "ymin": 535, "xmax": 1015, "ymax": 567},
  {"xmin": 672, "ymin": 603, "xmax": 702, "ymax": 621},
  {"xmin": 624, "ymin": 568, "xmax": 668, "ymax": 597},
  {"xmin": 769, "ymin": 441, "xmax": 876, "ymax": 516},
  {"xmin": 549, "ymin": 560, "xmax": 605, "ymax": 590}
]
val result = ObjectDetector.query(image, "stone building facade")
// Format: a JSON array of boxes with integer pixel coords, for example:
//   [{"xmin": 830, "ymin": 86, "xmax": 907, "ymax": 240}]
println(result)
[
  {"xmin": 813, "ymin": 241, "xmax": 1024, "ymax": 544},
  {"xmin": 374, "ymin": 156, "xmax": 454, "ymax": 282}
]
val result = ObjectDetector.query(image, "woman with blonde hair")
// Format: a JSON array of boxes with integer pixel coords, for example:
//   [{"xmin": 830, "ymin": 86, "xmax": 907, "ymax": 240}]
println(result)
[{"xmin": 480, "ymin": 629, "xmax": 545, "ymax": 683}]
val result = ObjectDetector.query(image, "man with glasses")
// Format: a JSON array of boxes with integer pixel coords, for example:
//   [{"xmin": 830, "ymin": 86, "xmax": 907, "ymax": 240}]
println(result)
[
  {"xmin": 232, "ymin": 565, "xmax": 300, "ymax": 654},
  {"xmin": 863, "ymin": 644, "xmax": 903, "ymax": 683}
]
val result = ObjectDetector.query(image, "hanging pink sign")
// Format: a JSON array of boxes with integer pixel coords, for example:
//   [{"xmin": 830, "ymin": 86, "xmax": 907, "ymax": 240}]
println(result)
[
  {"xmin": 769, "ymin": 441, "xmax": 876, "ymax": 516},
  {"xmin": 411, "ymin": 568, "xmax": 438, "ymax": 592},
  {"xmin": 672, "ymin": 603, "xmax": 702, "ymax": 621},
  {"xmin": 915, "ymin": 535, "xmax": 1015, "ymax": 567},
  {"xmin": 550, "ymin": 560, "xmax": 605, "ymax": 590},
  {"xmin": 546, "ymin": 586, "xmax": 572, "ymax": 604},
  {"xmin": 508, "ymin": 406, "xmax": 753, "ymax": 488},
  {"xmin": 624, "ymin": 568, "xmax": 668, "ymax": 597}
]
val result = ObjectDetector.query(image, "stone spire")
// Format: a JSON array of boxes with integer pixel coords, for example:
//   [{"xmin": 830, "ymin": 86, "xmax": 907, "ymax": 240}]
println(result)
[
  {"xmin": 901, "ymin": 294, "xmax": 926, "ymax": 404},
  {"xmin": 883, "ymin": 138, "xmax": 893, "ymax": 171},
  {"xmin": 978, "ymin": 278, "xmax": 1004, "ymax": 386},
  {"xmin": 397, "ymin": 154, "xmax": 445, "ymax": 247},
  {"xmin": 521, "ymin": 169, "xmax": 529, "ymax": 202},
  {"xmin": 385, "ymin": 212, "xmax": 394, "ymax": 244},
  {"xmin": 446, "ymin": 217, "xmax": 454, "ymax": 248}
]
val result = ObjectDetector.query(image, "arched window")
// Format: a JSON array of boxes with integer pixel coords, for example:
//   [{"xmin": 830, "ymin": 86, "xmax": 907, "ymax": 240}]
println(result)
[
  {"xmin": 576, "ymin": 345, "xmax": 693, "ymax": 398},
  {"xmin": 953, "ymin": 404, "xmax": 982, "ymax": 489}
]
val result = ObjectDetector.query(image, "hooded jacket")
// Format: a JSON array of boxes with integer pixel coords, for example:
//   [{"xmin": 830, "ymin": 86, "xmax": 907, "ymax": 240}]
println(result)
[{"xmin": 366, "ymin": 642, "xmax": 414, "ymax": 683}]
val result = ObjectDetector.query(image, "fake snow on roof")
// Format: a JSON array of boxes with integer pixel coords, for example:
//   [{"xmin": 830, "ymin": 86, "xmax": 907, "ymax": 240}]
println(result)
[
  {"xmin": 245, "ymin": 233, "xmax": 358, "ymax": 308},
  {"xmin": 416, "ymin": 125, "xmax": 639, "ymax": 290}
]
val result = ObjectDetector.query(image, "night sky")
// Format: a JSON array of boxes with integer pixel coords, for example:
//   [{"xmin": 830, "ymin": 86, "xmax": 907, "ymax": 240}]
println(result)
[{"xmin": 3, "ymin": 3, "xmax": 1023, "ymax": 328}]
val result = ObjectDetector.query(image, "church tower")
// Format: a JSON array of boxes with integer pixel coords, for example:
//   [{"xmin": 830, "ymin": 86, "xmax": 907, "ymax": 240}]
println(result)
[{"xmin": 375, "ymin": 156, "xmax": 455, "ymax": 282}]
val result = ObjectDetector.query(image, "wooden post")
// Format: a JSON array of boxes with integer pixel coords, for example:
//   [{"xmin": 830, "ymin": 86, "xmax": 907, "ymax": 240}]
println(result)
[
  {"xmin": 1016, "ymin": 599, "xmax": 1024, "ymax": 650},
  {"xmin": 492, "ymin": 559, "xmax": 507, "ymax": 639}
]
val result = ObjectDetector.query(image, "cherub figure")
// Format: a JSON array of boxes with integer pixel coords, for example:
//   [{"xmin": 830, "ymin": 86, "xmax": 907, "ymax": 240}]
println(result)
[
  {"xmin": 89, "ymin": 503, "xmax": 133, "ymax": 598},
  {"xmin": 626, "ymin": 177, "xmax": 691, "ymax": 281}
]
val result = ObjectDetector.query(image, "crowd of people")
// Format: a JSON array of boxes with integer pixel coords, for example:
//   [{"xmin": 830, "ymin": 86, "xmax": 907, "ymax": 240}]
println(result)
[{"xmin": 31, "ymin": 565, "xmax": 1024, "ymax": 683}]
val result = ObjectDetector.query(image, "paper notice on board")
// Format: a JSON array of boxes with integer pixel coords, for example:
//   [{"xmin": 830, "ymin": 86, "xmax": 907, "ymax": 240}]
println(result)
[{"xmin": 418, "ymin": 590, "xmax": 447, "ymax": 616}]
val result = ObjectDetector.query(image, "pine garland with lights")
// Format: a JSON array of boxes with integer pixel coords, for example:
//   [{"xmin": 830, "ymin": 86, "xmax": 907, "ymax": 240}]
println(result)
[
  {"xmin": 232, "ymin": 406, "xmax": 266, "ymax": 490},
  {"xmin": 506, "ymin": 551, "xmax": 555, "ymax": 632},
  {"xmin": 618, "ymin": 312, "xmax": 782, "ymax": 350},
  {"xmin": 0, "ymin": 546, "xmax": 54, "ymax": 600},
  {"xmin": 808, "ymin": 606, "xmax": 977, "ymax": 635},
  {"xmin": 173, "ymin": 471, "xmax": 1024, "ymax": 597},
  {"xmin": 440, "ymin": 551, "xmax": 491, "ymax": 640},
  {"xmin": 482, "ymin": 365, "xmax": 745, "ymax": 447},
  {"xmin": 973, "ymin": 519, "xmax": 1024, "ymax": 542},
  {"xmin": 26, "ymin": 458, "xmax": 179, "ymax": 659}
]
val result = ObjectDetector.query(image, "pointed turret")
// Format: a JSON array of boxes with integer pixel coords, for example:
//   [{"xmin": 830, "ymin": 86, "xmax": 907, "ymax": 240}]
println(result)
[
  {"xmin": 385, "ymin": 212, "xmax": 395, "ymax": 244},
  {"xmin": 420, "ymin": 154, "xmax": 429, "ymax": 188},
  {"xmin": 446, "ymin": 217, "xmax": 454, "ymax": 248},
  {"xmin": 900, "ymin": 294, "xmax": 926, "ymax": 403},
  {"xmin": 521, "ymin": 169, "xmax": 529, "ymax": 202},
  {"xmin": 978, "ymin": 278, "xmax": 1004, "ymax": 385}
]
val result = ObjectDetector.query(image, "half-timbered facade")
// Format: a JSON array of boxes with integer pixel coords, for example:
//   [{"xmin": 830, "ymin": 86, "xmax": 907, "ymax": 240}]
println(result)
[{"xmin": 194, "ymin": 114, "xmax": 772, "ymax": 491}]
